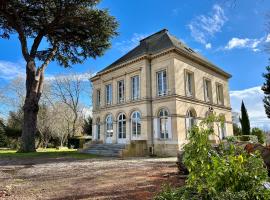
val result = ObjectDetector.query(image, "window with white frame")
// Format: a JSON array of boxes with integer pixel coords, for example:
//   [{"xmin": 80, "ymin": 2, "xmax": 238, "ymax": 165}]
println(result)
[
  {"xmin": 131, "ymin": 75, "xmax": 140, "ymax": 100},
  {"xmin": 96, "ymin": 118, "xmax": 101, "ymax": 140},
  {"xmin": 158, "ymin": 108, "xmax": 169, "ymax": 139},
  {"xmin": 96, "ymin": 89, "xmax": 101, "ymax": 107},
  {"xmin": 186, "ymin": 109, "xmax": 196, "ymax": 137},
  {"xmin": 118, "ymin": 113, "xmax": 126, "ymax": 139},
  {"xmin": 117, "ymin": 80, "xmax": 125, "ymax": 103},
  {"xmin": 204, "ymin": 79, "xmax": 212, "ymax": 102},
  {"xmin": 105, "ymin": 114, "xmax": 113, "ymax": 137},
  {"xmin": 131, "ymin": 111, "xmax": 141, "ymax": 138},
  {"xmin": 216, "ymin": 83, "xmax": 224, "ymax": 105},
  {"xmin": 105, "ymin": 84, "xmax": 112, "ymax": 105},
  {"xmin": 157, "ymin": 70, "xmax": 167, "ymax": 96},
  {"xmin": 185, "ymin": 71, "xmax": 194, "ymax": 97}
]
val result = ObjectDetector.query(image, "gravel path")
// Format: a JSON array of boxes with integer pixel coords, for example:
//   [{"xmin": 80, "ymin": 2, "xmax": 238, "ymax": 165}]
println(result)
[{"xmin": 0, "ymin": 157, "xmax": 184, "ymax": 200}]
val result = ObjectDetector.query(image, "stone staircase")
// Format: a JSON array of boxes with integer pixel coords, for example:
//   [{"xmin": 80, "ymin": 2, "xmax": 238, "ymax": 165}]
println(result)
[{"xmin": 82, "ymin": 143, "xmax": 127, "ymax": 157}]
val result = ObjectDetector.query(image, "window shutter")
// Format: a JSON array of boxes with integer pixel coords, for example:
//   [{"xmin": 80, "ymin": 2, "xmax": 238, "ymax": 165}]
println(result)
[
  {"xmin": 168, "ymin": 117, "xmax": 172, "ymax": 139},
  {"xmin": 153, "ymin": 118, "xmax": 158, "ymax": 138}
]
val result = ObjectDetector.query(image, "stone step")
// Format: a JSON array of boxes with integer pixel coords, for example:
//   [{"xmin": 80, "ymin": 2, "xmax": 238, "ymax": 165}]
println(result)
[{"xmin": 83, "ymin": 144, "xmax": 127, "ymax": 157}]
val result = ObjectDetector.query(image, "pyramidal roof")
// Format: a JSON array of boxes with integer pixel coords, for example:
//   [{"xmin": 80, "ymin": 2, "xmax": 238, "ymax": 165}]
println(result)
[{"xmin": 96, "ymin": 29, "xmax": 231, "ymax": 78}]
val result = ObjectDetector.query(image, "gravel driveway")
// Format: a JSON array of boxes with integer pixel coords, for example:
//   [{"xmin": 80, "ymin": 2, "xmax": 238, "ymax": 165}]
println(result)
[{"xmin": 0, "ymin": 157, "xmax": 184, "ymax": 200}]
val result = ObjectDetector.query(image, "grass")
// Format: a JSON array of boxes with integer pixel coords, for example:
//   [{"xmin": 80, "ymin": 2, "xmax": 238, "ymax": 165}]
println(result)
[{"xmin": 0, "ymin": 148, "xmax": 98, "ymax": 159}]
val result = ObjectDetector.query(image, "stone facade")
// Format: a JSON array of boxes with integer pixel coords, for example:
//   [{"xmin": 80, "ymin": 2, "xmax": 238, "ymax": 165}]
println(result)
[{"xmin": 90, "ymin": 29, "xmax": 233, "ymax": 156}]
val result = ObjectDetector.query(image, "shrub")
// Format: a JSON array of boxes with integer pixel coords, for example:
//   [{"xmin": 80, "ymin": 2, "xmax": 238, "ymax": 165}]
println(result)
[
  {"xmin": 156, "ymin": 114, "xmax": 270, "ymax": 200},
  {"xmin": 251, "ymin": 127, "xmax": 266, "ymax": 144},
  {"xmin": 0, "ymin": 119, "xmax": 7, "ymax": 147}
]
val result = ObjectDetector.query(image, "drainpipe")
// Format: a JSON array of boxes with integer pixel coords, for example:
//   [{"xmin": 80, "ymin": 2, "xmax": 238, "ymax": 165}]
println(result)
[{"xmin": 148, "ymin": 56, "xmax": 154, "ymax": 155}]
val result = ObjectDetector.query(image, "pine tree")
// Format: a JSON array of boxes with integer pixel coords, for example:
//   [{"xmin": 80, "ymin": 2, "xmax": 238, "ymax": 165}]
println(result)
[
  {"xmin": 239, "ymin": 101, "xmax": 251, "ymax": 135},
  {"xmin": 262, "ymin": 66, "xmax": 270, "ymax": 118}
]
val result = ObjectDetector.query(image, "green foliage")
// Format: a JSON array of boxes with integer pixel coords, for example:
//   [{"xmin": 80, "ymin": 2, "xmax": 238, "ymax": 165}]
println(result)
[
  {"xmin": 233, "ymin": 123, "xmax": 242, "ymax": 136},
  {"xmin": 156, "ymin": 114, "xmax": 270, "ymax": 200},
  {"xmin": 251, "ymin": 127, "xmax": 266, "ymax": 144},
  {"xmin": 239, "ymin": 101, "xmax": 251, "ymax": 135},
  {"xmin": 0, "ymin": 119, "xmax": 7, "ymax": 147},
  {"xmin": 83, "ymin": 116, "xmax": 92, "ymax": 135},
  {"xmin": 262, "ymin": 66, "xmax": 270, "ymax": 119}
]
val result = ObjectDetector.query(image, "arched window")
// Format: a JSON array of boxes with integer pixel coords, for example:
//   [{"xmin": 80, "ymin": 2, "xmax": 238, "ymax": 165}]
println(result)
[
  {"xmin": 158, "ymin": 108, "xmax": 169, "ymax": 139},
  {"xmin": 131, "ymin": 111, "xmax": 141, "ymax": 138},
  {"xmin": 96, "ymin": 117, "xmax": 101, "ymax": 140},
  {"xmin": 118, "ymin": 113, "xmax": 126, "ymax": 139},
  {"xmin": 186, "ymin": 109, "xmax": 197, "ymax": 135},
  {"xmin": 105, "ymin": 114, "xmax": 113, "ymax": 137}
]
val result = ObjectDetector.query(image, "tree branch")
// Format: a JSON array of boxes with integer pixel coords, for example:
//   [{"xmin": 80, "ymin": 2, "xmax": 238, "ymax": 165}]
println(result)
[{"xmin": 30, "ymin": 31, "xmax": 44, "ymax": 58}]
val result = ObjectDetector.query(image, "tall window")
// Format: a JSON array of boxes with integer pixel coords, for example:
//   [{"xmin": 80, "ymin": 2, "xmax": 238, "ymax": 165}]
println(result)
[
  {"xmin": 158, "ymin": 109, "xmax": 169, "ymax": 139},
  {"xmin": 157, "ymin": 70, "xmax": 167, "ymax": 96},
  {"xmin": 185, "ymin": 71, "xmax": 194, "ymax": 97},
  {"xmin": 131, "ymin": 75, "xmax": 140, "ymax": 100},
  {"xmin": 96, "ymin": 89, "xmax": 101, "ymax": 107},
  {"xmin": 118, "ymin": 113, "xmax": 126, "ymax": 139},
  {"xmin": 186, "ymin": 109, "xmax": 196, "ymax": 136},
  {"xmin": 131, "ymin": 111, "xmax": 141, "ymax": 138},
  {"xmin": 216, "ymin": 83, "xmax": 224, "ymax": 105},
  {"xmin": 105, "ymin": 114, "xmax": 113, "ymax": 137},
  {"xmin": 106, "ymin": 84, "xmax": 112, "ymax": 105},
  {"xmin": 219, "ymin": 114, "xmax": 226, "ymax": 139},
  {"xmin": 117, "ymin": 80, "xmax": 125, "ymax": 103},
  {"xmin": 96, "ymin": 118, "xmax": 101, "ymax": 140},
  {"xmin": 204, "ymin": 79, "xmax": 212, "ymax": 102}
]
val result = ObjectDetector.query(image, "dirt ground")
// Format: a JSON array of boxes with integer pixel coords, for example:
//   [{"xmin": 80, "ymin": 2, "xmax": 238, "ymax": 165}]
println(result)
[{"xmin": 0, "ymin": 157, "xmax": 185, "ymax": 200}]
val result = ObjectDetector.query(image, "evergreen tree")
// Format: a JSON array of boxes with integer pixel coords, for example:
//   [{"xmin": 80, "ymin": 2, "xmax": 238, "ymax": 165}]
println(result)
[
  {"xmin": 239, "ymin": 101, "xmax": 251, "ymax": 135},
  {"xmin": 0, "ymin": 119, "xmax": 7, "ymax": 147},
  {"xmin": 83, "ymin": 116, "xmax": 92, "ymax": 136},
  {"xmin": 262, "ymin": 66, "xmax": 270, "ymax": 118}
]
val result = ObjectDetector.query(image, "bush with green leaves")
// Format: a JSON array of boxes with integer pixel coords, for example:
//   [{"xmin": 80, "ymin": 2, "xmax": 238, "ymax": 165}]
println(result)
[
  {"xmin": 251, "ymin": 127, "xmax": 266, "ymax": 144},
  {"xmin": 0, "ymin": 119, "xmax": 7, "ymax": 147},
  {"xmin": 155, "ymin": 113, "xmax": 270, "ymax": 200}
]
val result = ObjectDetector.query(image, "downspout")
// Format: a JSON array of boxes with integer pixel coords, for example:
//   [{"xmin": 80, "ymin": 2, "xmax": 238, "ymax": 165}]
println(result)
[{"xmin": 148, "ymin": 56, "xmax": 154, "ymax": 155}]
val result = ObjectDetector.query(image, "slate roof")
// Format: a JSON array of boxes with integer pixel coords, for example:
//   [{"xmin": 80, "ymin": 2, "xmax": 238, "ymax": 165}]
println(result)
[{"xmin": 96, "ymin": 29, "xmax": 231, "ymax": 78}]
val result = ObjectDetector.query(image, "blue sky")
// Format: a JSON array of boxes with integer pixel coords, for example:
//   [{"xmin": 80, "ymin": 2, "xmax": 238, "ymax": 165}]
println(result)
[{"xmin": 0, "ymin": 0, "xmax": 270, "ymax": 128}]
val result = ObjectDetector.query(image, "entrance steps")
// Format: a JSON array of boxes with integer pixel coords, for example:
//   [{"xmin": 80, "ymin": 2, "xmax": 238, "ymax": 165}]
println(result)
[{"xmin": 82, "ymin": 143, "xmax": 126, "ymax": 157}]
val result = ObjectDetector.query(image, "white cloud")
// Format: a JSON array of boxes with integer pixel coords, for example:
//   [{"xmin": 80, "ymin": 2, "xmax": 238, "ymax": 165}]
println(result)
[
  {"xmin": 266, "ymin": 34, "xmax": 270, "ymax": 43},
  {"xmin": 224, "ymin": 36, "xmax": 265, "ymax": 52},
  {"xmin": 230, "ymin": 86, "xmax": 270, "ymax": 130},
  {"xmin": 115, "ymin": 33, "xmax": 148, "ymax": 53},
  {"xmin": 0, "ymin": 60, "xmax": 25, "ymax": 80},
  {"xmin": 188, "ymin": 4, "xmax": 227, "ymax": 45},
  {"xmin": 205, "ymin": 43, "xmax": 212, "ymax": 49}
]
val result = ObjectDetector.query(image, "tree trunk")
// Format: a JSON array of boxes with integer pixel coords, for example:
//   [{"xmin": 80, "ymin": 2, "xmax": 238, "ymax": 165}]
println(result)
[{"xmin": 19, "ymin": 60, "xmax": 41, "ymax": 152}]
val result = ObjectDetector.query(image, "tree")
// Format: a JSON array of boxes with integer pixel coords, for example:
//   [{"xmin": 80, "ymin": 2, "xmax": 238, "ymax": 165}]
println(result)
[
  {"xmin": 251, "ymin": 127, "xmax": 266, "ymax": 144},
  {"xmin": 239, "ymin": 100, "xmax": 251, "ymax": 135},
  {"xmin": 233, "ymin": 123, "xmax": 242, "ymax": 136},
  {"xmin": 0, "ymin": 1, "xmax": 118, "ymax": 152},
  {"xmin": 83, "ymin": 116, "xmax": 92, "ymax": 135},
  {"xmin": 50, "ymin": 73, "xmax": 87, "ymax": 138},
  {"xmin": 262, "ymin": 66, "xmax": 270, "ymax": 119},
  {"xmin": 0, "ymin": 118, "xmax": 7, "ymax": 147}
]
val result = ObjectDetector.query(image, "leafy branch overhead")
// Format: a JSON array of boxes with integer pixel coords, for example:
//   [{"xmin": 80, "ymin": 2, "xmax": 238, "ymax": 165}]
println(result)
[{"xmin": 0, "ymin": 0, "xmax": 118, "ymax": 68}]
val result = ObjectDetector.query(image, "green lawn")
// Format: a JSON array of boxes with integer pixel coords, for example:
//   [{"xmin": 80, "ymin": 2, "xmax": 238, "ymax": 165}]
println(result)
[{"xmin": 0, "ymin": 148, "xmax": 98, "ymax": 159}]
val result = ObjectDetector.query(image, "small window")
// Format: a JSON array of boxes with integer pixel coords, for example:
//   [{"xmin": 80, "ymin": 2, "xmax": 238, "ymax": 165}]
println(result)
[
  {"xmin": 157, "ymin": 70, "xmax": 167, "ymax": 96},
  {"xmin": 204, "ymin": 79, "xmax": 212, "ymax": 102},
  {"xmin": 185, "ymin": 71, "xmax": 194, "ymax": 97},
  {"xmin": 106, "ymin": 84, "xmax": 112, "ymax": 105},
  {"xmin": 96, "ymin": 89, "xmax": 101, "ymax": 107},
  {"xmin": 131, "ymin": 76, "xmax": 140, "ymax": 100},
  {"xmin": 117, "ymin": 80, "xmax": 125, "ymax": 103},
  {"xmin": 216, "ymin": 83, "xmax": 224, "ymax": 105}
]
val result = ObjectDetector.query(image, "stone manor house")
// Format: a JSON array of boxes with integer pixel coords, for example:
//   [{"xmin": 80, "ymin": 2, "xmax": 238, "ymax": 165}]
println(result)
[{"xmin": 89, "ymin": 29, "xmax": 233, "ymax": 156}]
